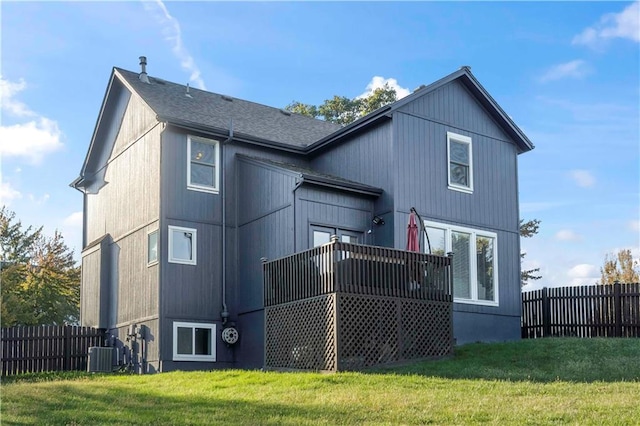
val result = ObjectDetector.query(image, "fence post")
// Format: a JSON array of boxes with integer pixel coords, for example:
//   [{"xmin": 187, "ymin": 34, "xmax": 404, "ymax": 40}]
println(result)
[
  {"xmin": 63, "ymin": 326, "xmax": 71, "ymax": 371},
  {"xmin": 614, "ymin": 281, "xmax": 622, "ymax": 337},
  {"xmin": 542, "ymin": 287, "xmax": 551, "ymax": 337}
]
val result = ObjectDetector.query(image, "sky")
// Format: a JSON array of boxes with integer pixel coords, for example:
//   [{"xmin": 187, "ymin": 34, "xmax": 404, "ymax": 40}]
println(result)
[{"xmin": 1, "ymin": 1, "xmax": 638, "ymax": 291}]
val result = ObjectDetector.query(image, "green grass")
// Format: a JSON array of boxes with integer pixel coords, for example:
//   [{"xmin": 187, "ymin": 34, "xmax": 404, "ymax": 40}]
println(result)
[{"xmin": 2, "ymin": 338, "xmax": 639, "ymax": 425}]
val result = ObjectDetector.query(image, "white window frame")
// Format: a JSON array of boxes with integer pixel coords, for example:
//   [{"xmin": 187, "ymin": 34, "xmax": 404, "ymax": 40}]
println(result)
[
  {"xmin": 168, "ymin": 225, "xmax": 197, "ymax": 265},
  {"xmin": 187, "ymin": 135, "xmax": 220, "ymax": 194},
  {"xmin": 424, "ymin": 220, "xmax": 498, "ymax": 306},
  {"xmin": 147, "ymin": 229, "xmax": 159, "ymax": 266},
  {"xmin": 447, "ymin": 131, "xmax": 473, "ymax": 194},
  {"xmin": 172, "ymin": 321, "xmax": 216, "ymax": 362}
]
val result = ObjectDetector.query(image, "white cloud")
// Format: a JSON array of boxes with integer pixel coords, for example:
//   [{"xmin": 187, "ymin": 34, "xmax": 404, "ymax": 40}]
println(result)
[
  {"xmin": 569, "ymin": 169, "xmax": 596, "ymax": 188},
  {"xmin": 0, "ymin": 77, "xmax": 34, "ymax": 117},
  {"xmin": 629, "ymin": 220, "xmax": 640, "ymax": 232},
  {"xmin": 63, "ymin": 211, "xmax": 83, "ymax": 228},
  {"xmin": 27, "ymin": 193, "xmax": 50, "ymax": 205},
  {"xmin": 572, "ymin": 2, "xmax": 640, "ymax": 48},
  {"xmin": 567, "ymin": 263, "xmax": 600, "ymax": 286},
  {"xmin": 143, "ymin": 0, "xmax": 206, "ymax": 90},
  {"xmin": 0, "ymin": 76, "xmax": 64, "ymax": 164},
  {"xmin": 555, "ymin": 229, "xmax": 583, "ymax": 242},
  {"xmin": 0, "ymin": 118, "xmax": 63, "ymax": 165},
  {"xmin": 358, "ymin": 76, "xmax": 411, "ymax": 100},
  {"xmin": 0, "ymin": 182, "xmax": 22, "ymax": 205},
  {"xmin": 539, "ymin": 60, "xmax": 590, "ymax": 83}
]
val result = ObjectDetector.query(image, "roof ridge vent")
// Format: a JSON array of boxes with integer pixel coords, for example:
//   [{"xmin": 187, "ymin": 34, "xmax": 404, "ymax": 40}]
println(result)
[
  {"xmin": 413, "ymin": 84, "xmax": 426, "ymax": 93},
  {"xmin": 185, "ymin": 83, "xmax": 193, "ymax": 98},
  {"xmin": 221, "ymin": 95, "xmax": 233, "ymax": 101},
  {"xmin": 139, "ymin": 56, "xmax": 150, "ymax": 84},
  {"xmin": 279, "ymin": 109, "xmax": 291, "ymax": 116},
  {"xmin": 460, "ymin": 65, "xmax": 472, "ymax": 73}
]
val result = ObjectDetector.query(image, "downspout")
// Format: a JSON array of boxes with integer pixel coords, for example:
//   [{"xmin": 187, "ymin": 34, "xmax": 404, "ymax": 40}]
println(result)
[{"xmin": 221, "ymin": 120, "xmax": 234, "ymax": 325}]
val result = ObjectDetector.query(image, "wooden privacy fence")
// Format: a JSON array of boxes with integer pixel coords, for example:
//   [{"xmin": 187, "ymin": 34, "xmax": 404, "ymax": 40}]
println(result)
[
  {"xmin": 522, "ymin": 283, "xmax": 640, "ymax": 338},
  {"xmin": 1, "ymin": 325, "xmax": 105, "ymax": 376}
]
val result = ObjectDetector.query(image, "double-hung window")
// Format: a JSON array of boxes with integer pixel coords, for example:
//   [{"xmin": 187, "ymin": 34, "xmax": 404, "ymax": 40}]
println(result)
[
  {"xmin": 168, "ymin": 225, "xmax": 197, "ymax": 265},
  {"xmin": 447, "ymin": 132, "xmax": 473, "ymax": 193},
  {"xmin": 173, "ymin": 322, "xmax": 216, "ymax": 362},
  {"xmin": 424, "ymin": 220, "xmax": 498, "ymax": 305},
  {"xmin": 187, "ymin": 136, "xmax": 220, "ymax": 193}
]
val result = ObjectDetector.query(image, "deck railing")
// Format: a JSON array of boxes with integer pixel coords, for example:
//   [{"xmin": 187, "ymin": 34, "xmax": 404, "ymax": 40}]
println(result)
[{"xmin": 264, "ymin": 239, "xmax": 452, "ymax": 306}]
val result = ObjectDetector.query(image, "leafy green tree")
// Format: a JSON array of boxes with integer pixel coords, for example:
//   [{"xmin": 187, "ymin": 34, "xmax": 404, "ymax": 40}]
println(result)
[
  {"xmin": 285, "ymin": 83, "xmax": 398, "ymax": 125},
  {"xmin": 598, "ymin": 249, "xmax": 639, "ymax": 285},
  {"xmin": 1, "ymin": 208, "xmax": 80, "ymax": 326},
  {"xmin": 520, "ymin": 219, "xmax": 542, "ymax": 286}
]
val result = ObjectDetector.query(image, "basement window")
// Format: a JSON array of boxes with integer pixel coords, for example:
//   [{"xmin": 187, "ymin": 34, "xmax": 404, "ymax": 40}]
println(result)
[
  {"xmin": 168, "ymin": 225, "xmax": 197, "ymax": 265},
  {"xmin": 173, "ymin": 322, "xmax": 216, "ymax": 362}
]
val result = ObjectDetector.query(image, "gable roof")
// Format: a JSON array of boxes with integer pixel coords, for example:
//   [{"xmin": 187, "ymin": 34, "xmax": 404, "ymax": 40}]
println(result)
[
  {"xmin": 308, "ymin": 67, "xmax": 534, "ymax": 154},
  {"xmin": 115, "ymin": 68, "xmax": 342, "ymax": 149},
  {"xmin": 237, "ymin": 155, "xmax": 383, "ymax": 197}
]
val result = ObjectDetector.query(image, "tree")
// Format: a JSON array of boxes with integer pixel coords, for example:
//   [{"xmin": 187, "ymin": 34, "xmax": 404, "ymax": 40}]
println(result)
[
  {"xmin": 598, "ymin": 249, "xmax": 639, "ymax": 285},
  {"xmin": 520, "ymin": 218, "xmax": 542, "ymax": 286},
  {"xmin": 285, "ymin": 83, "xmax": 398, "ymax": 125},
  {"xmin": 0, "ymin": 207, "xmax": 80, "ymax": 326}
]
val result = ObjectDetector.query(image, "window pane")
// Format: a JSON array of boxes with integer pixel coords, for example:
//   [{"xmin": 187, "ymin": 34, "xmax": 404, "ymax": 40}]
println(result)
[
  {"xmin": 452, "ymin": 231, "xmax": 471, "ymax": 299},
  {"xmin": 177, "ymin": 327, "xmax": 193, "ymax": 355},
  {"xmin": 191, "ymin": 163, "xmax": 215, "ymax": 187},
  {"xmin": 194, "ymin": 328, "xmax": 212, "ymax": 355},
  {"xmin": 341, "ymin": 234, "xmax": 359, "ymax": 244},
  {"xmin": 425, "ymin": 227, "xmax": 446, "ymax": 256},
  {"xmin": 172, "ymin": 230, "xmax": 193, "ymax": 261},
  {"xmin": 450, "ymin": 141, "xmax": 468, "ymax": 164},
  {"xmin": 477, "ymin": 236, "xmax": 495, "ymax": 301},
  {"xmin": 313, "ymin": 231, "xmax": 331, "ymax": 247},
  {"xmin": 148, "ymin": 231, "xmax": 158, "ymax": 263},
  {"xmin": 191, "ymin": 141, "xmax": 216, "ymax": 164},
  {"xmin": 450, "ymin": 163, "xmax": 469, "ymax": 187}
]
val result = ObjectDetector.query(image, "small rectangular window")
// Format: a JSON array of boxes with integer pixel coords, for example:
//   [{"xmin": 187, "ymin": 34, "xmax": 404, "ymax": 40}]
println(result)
[
  {"xmin": 168, "ymin": 225, "xmax": 197, "ymax": 265},
  {"xmin": 148, "ymin": 230, "xmax": 158, "ymax": 265},
  {"xmin": 447, "ymin": 132, "xmax": 473, "ymax": 193},
  {"xmin": 173, "ymin": 322, "xmax": 216, "ymax": 362},
  {"xmin": 187, "ymin": 136, "xmax": 220, "ymax": 193}
]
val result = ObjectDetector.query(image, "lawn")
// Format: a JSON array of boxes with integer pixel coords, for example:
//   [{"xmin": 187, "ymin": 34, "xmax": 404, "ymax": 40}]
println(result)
[{"xmin": 2, "ymin": 338, "xmax": 639, "ymax": 425}]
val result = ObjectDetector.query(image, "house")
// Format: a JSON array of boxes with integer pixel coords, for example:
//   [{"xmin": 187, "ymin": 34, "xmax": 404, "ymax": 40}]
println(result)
[{"xmin": 72, "ymin": 57, "xmax": 534, "ymax": 373}]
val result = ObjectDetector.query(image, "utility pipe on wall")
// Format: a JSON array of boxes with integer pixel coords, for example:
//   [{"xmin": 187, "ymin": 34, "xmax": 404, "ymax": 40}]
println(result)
[{"xmin": 220, "ymin": 120, "xmax": 234, "ymax": 325}]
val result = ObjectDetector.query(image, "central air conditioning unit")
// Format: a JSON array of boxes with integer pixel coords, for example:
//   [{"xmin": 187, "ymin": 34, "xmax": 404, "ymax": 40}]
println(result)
[{"xmin": 87, "ymin": 347, "xmax": 113, "ymax": 373}]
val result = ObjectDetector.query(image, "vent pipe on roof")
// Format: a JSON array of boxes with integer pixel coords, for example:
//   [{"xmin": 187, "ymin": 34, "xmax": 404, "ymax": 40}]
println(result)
[
  {"xmin": 139, "ymin": 56, "xmax": 150, "ymax": 84},
  {"xmin": 185, "ymin": 83, "xmax": 192, "ymax": 98}
]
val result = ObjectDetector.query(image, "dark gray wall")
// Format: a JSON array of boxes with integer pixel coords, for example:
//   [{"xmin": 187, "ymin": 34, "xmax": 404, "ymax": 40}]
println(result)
[
  {"xmin": 80, "ymin": 236, "xmax": 110, "ymax": 328},
  {"xmin": 310, "ymin": 121, "xmax": 394, "ymax": 247}
]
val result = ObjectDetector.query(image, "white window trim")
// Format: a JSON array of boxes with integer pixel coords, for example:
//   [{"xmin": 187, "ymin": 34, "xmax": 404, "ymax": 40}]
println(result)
[
  {"xmin": 424, "ymin": 220, "xmax": 498, "ymax": 306},
  {"xmin": 168, "ymin": 225, "xmax": 197, "ymax": 265},
  {"xmin": 147, "ymin": 229, "xmax": 159, "ymax": 266},
  {"xmin": 172, "ymin": 321, "xmax": 216, "ymax": 362},
  {"xmin": 447, "ymin": 131, "xmax": 473, "ymax": 194},
  {"xmin": 187, "ymin": 135, "xmax": 220, "ymax": 194}
]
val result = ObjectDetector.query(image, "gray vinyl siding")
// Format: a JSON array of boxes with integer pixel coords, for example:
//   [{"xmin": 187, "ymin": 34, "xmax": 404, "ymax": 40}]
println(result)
[
  {"xmin": 397, "ymin": 79, "xmax": 512, "ymax": 142},
  {"xmin": 295, "ymin": 187, "xmax": 375, "ymax": 249},
  {"xmin": 108, "ymin": 225, "xmax": 159, "ymax": 327},
  {"xmin": 310, "ymin": 121, "xmax": 394, "ymax": 247},
  {"xmin": 85, "ymin": 120, "xmax": 162, "ymax": 244},
  {"xmin": 80, "ymin": 236, "xmax": 110, "ymax": 328},
  {"xmin": 235, "ymin": 158, "xmax": 296, "ymax": 368},
  {"xmin": 81, "ymin": 91, "xmax": 161, "ymax": 335}
]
